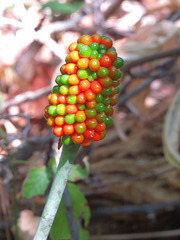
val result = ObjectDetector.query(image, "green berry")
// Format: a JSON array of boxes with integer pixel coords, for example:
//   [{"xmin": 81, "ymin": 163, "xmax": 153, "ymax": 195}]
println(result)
[
  {"xmin": 97, "ymin": 53, "xmax": 102, "ymax": 60},
  {"xmin": 56, "ymin": 104, "xmax": 66, "ymax": 115},
  {"xmin": 96, "ymin": 112, "xmax": 106, "ymax": 122},
  {"xmin": 115, "ymin": 86, "xmax": 120, "ymax": 94},
  {"xmin": 96, "ymin": 103, "xmax": 105, "ymax": 113},
  {"xmin": 79, "ymin": 45, "xmax": 92, "ymax": 57},
  {"xmin": 97, "ymin": 67, "xmax": 109, "ymax": 77},
  {"xmin": 55, "ymin": 75, "xmax": 62, "ymax": 85},
  {"xmin": 99, "ymin": 44, "xmax": 106, "ymax": 50},
  {"xmin": 77, "ymin": 43, "xmax": 84, "ymax": 50},
  {"xmin": 90, "ymin": 50, "xmax": 99, "ymax": 59},
  {"xmin": 113, "ymin": 69, "xmax": 122, "ymax": 80},
  {"xmin": 62, "ymin": 135, "xmax": 73, "ymax": 145},
  {"xmin": 101, "ymin": 87, "xmax": 112, "ymax": 96},
  {"xmin": 88, "ymin": 75, "xmax": 94, "ymax": 82},
  {"xmin": 67, "ymin": 95, "xmax": 77, "ymax": 104},
  {"xmin": 52, "ymin": 86, "xmax": 60, "ymax": 94},
  {"xmin": 105, "ymin": 105, "xmax": 113, "ymax": 114},
  {"xmin": 65, "ymin": 114, "xmax": 75, "ymax": 124},
  {"xmin": 104, "ymin": 116, "xmax": 113, "ymax": 127},
  {"xmin": 61, "ymin": 74, "xmax": 69, "ymax": 85},
  {"xmin": 89, "ymin": 42, "xmax": 99, "ymax": 50},
  {"xmin": 77, "ymin": 69, "xmax": 88, "ymax": 79},
  {"xmin": 60, "ymin": 85, "xmax": 69, "ymax": 95},
  {"xmin": 99, "ymin": 49, "xmax": 106, "ymax": 55},
  {"xmin": 113, "ymin": 57, "xmax": 124, "ymax": 68},
  {"xmin": 85, "ymin": 109, "xmax": 97, "ymax": 118},
  {"xmin": 48, "ymin": 105, "xmax": 57, "ymax": 116},
  {"xmin": 92, "ymin": 72, "xmax": 97, "ymax": 79},
  {"xmin": 78, "ymin": 104, "xmax": 85, "ymax": 110},
  {"xmin": 102, "ymin": 96, "xmax": 111, "ymax": 105},
  {"xmin": 95, "ymin": 93, "xmax": 103, "ymax": 103}
]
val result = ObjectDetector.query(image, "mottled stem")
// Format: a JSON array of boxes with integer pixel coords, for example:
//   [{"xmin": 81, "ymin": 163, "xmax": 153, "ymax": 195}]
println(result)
[{"xmin": 33, "ymin": 144, "xmax": 80, "ymax": 240}]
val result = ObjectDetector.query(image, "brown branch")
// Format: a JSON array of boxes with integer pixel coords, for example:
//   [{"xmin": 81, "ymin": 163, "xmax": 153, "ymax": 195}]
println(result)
[
  {"xmin": 104, "ymin": 0, "xmax": 124, "ymax": 19},
  {"xmin": 81, "ymin": 167, "xmax": 175, "ymax": 196},
  {"xmin": 0, "ymin": 85, "xmax": 51, "ymax": 113},
  {"xmin": 89, "ymin": 229, "xmax": 180, "ymax": 240},
  {"xmin": 123, "ymin": 47, "xmax": 180, "ymax": 72}
]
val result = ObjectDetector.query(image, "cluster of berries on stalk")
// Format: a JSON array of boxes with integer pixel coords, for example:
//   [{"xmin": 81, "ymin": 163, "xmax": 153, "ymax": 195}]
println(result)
[{"xmin": 44, "ymin": 34, "xmax": 124, "ymax": 146}]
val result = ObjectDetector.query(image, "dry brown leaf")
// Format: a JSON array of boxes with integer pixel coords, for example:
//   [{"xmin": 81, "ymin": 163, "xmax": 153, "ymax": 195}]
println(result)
[
  {"xmin": 18, "ymin": 210, "xmax": 40, "ymax": 240},
  {"xmin": 116, "ymin": 20, "xmax": 179, "ymax": 60}
]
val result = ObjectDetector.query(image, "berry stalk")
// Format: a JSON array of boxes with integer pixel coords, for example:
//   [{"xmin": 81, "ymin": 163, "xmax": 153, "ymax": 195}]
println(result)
[{"xmin": 33, "ymin": 144, "xmax": 80, "ymax": 240}]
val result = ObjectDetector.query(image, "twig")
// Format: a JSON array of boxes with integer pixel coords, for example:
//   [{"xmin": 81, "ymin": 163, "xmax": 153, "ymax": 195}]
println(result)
[
  {"xmin": 123, "ymin": 47, "xmax": 180, "ymax": 72},
  {"xmin": 82, "ymin": 167, "xmax": 175, "ymax": 196},
  {"xmin": 34, "ymin": 144, "xmax": 80, "ymax": 240},
  {"xmin": 0, "ymin": 114, "xmax": 30, "ymax": 140},
  {"xmin": 92, "ymin": 200, "xmax": 180, "ymax": 217},
  {"xmin": 63, "ymin": 186, "xmax": 79, "ymax": 240},
  {"xmin": 89, "ymin": 229, "xmax": 180, "ymax": 239},
  {"xmin": 118, "ymin": 70, "xmax": 180, "ymax": 107},
  {"xmin": 104, "ymin": 0, "xmax": 124, "ymax": 19},
  {"xmin": 0, "ymin": 85, "xmax": 51, "ymax": 113},
  {"xmin": 92, "ymin": 0, "xmax": 105, "ymax": 35}
]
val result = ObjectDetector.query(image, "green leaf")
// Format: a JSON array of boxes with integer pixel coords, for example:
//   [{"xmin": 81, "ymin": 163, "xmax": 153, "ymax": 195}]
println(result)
[
  {"xmin": 50, "ymin": 200, "xmax": 71, "ymax": 240},
  {"xmin": 68, "ymin": 159, "xmax": 89, "ymax": 182},
  {"xmin": 22, "ymin": 166, "xmax": 50, "ymax": 198},
  {"xmin": 50, "ymin": 183, "xmax": 90, "ymax": 240},
  {"xmin": 48, "ymin": 157, "xmax": 57, "ymax": 175},
  {"xmin": 68, "ymin": 183, "xmax": 90, "ymax": 226},
  {"xmin": 41, "ymin": 1, "xmax": 84, "ymax": 14},
  {"xmin": 162, "ymin": 88, "xmax": 180, "ymax": 168},
  {"xmin": 79, "ymin": 227, "xmax": 89, "ymax": 240}
]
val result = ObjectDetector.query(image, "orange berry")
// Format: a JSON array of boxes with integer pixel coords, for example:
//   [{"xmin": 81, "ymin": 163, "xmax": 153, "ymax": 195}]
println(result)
[
  {"xmin": 68, "ymin": 42, "xmax": 78, "ymax": 52},
  {"xmin": 60, "ymin": 64, "xmax": 67, "ymax": 74},
  {"xmin": 53, "ymin": 126, "xmax": 63, "ymax": 137},
  {"xmin": 77, "ymin": 93, "xmax": 86, "ymax": 104},
  {"xmin": 89, "ymin": 59, "xmax": 100, "ymax": 71},
  {"xmin": 63, "ymin": 124, "xmax": 75, "ymax": 135},
  {"xmin": 99, "ymin": 55, "xmax": 112, "ymax": 68},
  {"xmin": 55, "ymin": 116, "xmax": 65, "ymax": 126},
  {"xmin": 71, "ymin": 133, "xmax": 84, "ymax": 144},
  {"xmin": 92, "ymin": 34, "xmax": 102, "ymax": 44},
  {"xmin": 92, "ymin": 131, "xmax": 102, "ymax": 141},
  {"xmin": 85, "ymin": 90, "xmax": 96, "ymax": 101},
  {"xmin": 77, "ymin": 58, "xmax": 90, "ymax": 69},
  {"xmin": 44, "ymin": 105, "xmax": 51, "ymax": 118},
  {"xmin": 69, "ymin": 85, "xmax": 80, "ymax": 95},
  {"xmin": 68, "ymin": 74, "xmax": 80, "ymax": 85},
  {"xmin": 90, "ymin": 80, "xmax": 102, "ymax": 93},
  {"xmin": 66, "ymin": 104, "xmax": 78, "ymax": 114},
  {"xmin": 86, "ymin": 99, "xmax": 97, "ymax": 109},
  {"xmin": 48, "ymin": 94, "xmax": 52, "ymax": 103},
  {"xmin": 81, "ymin": 138, "xmax": 91, "ymax": 146},
  {"xmin": 50, "ymin": 93, "xmax": 60, "ymax": 105},
  {"xmin": 80, "ymin": 35, "xmax": 92, "ymax": 46},
  {"xmin": 65, "ymin": 54, "xmax": 72, "ymax": 63},
  {"xmin": 79, "ymin": 80, "xmax": 90, "ymax": 91},
  {"xmin": 95, "ymin": 122, "xmax": 106, "ymax": 132},
  {"xmin": 58, "ymin": 95, "xmax": 67, "ymax": 104},
  {"xmin": 47, "ymin": 117, "xmax": 56, "ymax": 127},
  {"xmin": 69, "ymin": 51, "xmax": 80, "ymax": 63},
  {"xmin": 101, "ymin": 37, "xmax": 113, "ymax": 49},
  {"xmin": 66, "ymin": 63, "xmax": 78, "ymax": 74}
]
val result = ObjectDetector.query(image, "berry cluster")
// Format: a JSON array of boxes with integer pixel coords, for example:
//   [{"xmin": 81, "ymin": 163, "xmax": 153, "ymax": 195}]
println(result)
[{"xmin": 44, "ymin": 34, "xmax": 123, "ymax": 146}]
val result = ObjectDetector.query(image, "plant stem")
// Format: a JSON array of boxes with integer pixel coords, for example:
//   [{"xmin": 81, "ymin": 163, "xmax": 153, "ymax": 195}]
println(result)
[{"xmin": 33, "ymin": 144, "xmax": 80, "ymax": 240}]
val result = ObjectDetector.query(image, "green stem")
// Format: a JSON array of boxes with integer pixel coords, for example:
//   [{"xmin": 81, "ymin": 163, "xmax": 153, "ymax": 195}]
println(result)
[{"xmin": 33, "ymin": 144, "xmax": 80, "ymax": 240}]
